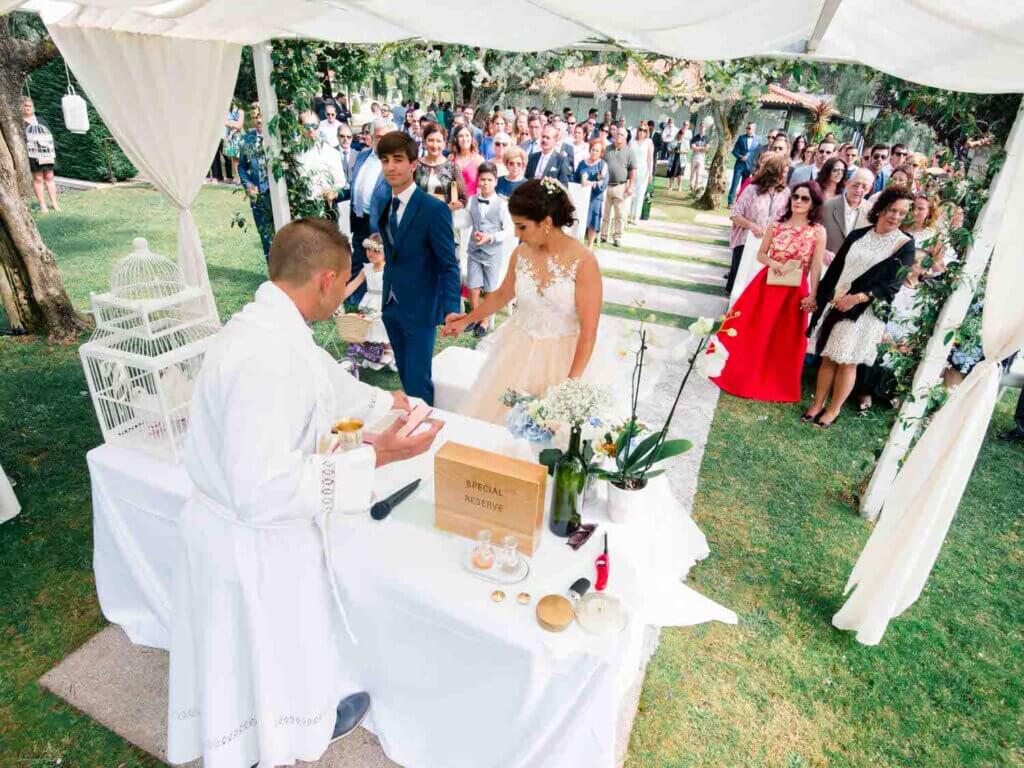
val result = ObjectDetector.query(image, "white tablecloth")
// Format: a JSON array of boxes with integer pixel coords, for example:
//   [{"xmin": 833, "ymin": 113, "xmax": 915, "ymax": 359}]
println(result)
[
  {"xmin": 89, "ymin": 410, "xmax": 735, "ymax": 768},
  {"xmin": 0, "ymin": 462, "xmax": 20, "ymax": 524}
]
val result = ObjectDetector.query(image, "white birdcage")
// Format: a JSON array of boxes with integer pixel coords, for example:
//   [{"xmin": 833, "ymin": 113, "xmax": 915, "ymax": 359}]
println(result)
[{"xmin": 80, "ymin": 238, "xmax": 219, "ymax": 462}]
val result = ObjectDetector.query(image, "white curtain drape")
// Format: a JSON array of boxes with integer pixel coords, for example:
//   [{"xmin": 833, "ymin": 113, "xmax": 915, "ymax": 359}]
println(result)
[
  {"xmin": 45, "ymin": 13, "xmax": 241, "ymax": 316},
  {"xmin": 832, "ymin": 106, "xmax": 1024, "ymax": 646}
]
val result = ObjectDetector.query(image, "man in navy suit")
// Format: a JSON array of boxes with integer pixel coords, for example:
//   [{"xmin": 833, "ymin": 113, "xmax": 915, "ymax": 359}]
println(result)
[
  {"xmin": 727, "ymin": 121, "xmax": 762, "ymax": 206},
  {"xmin": 525, "ymin": 124, "xmax": 574, "ymax": 185},
  {"xmin": 376, "ymin": 132, "xmax": 462, "ymax": 405},
  {"xmin": 347, "ymin": 119, "xmax": 393, "ymax": 303}
]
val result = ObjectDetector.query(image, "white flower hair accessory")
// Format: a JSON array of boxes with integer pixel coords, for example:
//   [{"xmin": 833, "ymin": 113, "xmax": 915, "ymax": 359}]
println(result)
[{"xmin": 540, "ymin": 176, "xmax": 567, "ymax": 196}]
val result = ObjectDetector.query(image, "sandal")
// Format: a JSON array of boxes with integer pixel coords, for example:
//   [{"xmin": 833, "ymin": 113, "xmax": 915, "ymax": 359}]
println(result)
[
  {"xmin": 856, "ymin": 401, "xmax": 871, "ymax": 417},
  {"xmin": 814, "ymin": 413, "xmax": 839, "ymax": 429},
  {"xmin": 800, "ymin": 409, "xmax": 821, "ymax": 423}
]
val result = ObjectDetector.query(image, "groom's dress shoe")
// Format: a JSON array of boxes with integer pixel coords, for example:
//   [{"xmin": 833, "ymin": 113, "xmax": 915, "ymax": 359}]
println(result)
[{"xmin": 331, "ymin": 691, "xmax": 371, "ymax": 744}]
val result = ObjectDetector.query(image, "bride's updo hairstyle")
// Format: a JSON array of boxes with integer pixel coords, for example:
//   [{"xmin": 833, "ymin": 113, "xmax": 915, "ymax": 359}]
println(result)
[{"xmin": 508, "ymin": 178, "xmax": 577, "ymax": 229}]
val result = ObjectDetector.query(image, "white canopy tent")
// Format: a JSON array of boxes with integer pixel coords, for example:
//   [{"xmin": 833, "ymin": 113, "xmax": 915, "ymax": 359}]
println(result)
[{"xmin": 11, "ymin": 0, "xmax": 1024, "ymax": 646}]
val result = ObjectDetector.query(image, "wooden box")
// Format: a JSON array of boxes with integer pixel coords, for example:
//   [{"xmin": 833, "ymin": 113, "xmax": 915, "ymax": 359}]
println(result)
[{"xmin": 434, "ymin": 441, "xmax": 548, "ymax": 555}]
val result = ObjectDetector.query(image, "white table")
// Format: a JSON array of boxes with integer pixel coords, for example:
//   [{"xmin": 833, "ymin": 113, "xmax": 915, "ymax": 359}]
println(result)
[{"xmin": 89, "ymin": 410, "xmax": 735, "ymax": 768}]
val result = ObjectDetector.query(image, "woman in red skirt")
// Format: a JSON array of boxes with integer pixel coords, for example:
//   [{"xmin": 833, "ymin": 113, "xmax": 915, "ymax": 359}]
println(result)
[{"xmin": 712, "ymin": 181, "xmax": 826, "ymax": 402}]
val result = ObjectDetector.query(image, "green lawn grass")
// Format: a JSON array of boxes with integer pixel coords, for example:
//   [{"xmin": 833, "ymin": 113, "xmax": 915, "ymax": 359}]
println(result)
[{"xmin": 1, "ymin": 183, "xmax": 1021, "ymax": 767}]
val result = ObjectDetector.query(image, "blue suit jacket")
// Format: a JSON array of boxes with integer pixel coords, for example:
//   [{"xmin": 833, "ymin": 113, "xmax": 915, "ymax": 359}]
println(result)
[
  {"xmin": 379, "ymin": 186, "xmax": 462, "ymax": 328},
  {"xmin": 731, "ymin": 134, "xmax": 762, "ymax": 174},
  {"xmin": 349, "ymin": 148, "xmax": 391, "ymax": 230}
]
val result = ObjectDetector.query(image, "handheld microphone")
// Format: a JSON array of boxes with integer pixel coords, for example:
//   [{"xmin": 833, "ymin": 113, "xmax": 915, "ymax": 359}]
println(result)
[{"xmin": 370, "ymin": 479, "xmax": 421, "ymax": 520}]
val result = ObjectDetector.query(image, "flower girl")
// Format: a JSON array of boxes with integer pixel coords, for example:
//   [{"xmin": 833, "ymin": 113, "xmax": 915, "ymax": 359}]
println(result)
[{"xmin": 342, "ymin": 234, "xmax": 394, "ymax": 369}]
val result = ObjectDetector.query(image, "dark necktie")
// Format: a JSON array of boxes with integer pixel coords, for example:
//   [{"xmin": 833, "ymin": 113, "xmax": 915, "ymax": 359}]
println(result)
[{"xmin": 389, "ymin": 197, "xmax": 401, "ymax": 242}]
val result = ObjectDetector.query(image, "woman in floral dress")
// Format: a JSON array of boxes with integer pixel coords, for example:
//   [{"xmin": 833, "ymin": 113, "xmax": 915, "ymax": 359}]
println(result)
[{"xmin": 711, "ymin": 181, "xmax": 826, "ymax": 402}]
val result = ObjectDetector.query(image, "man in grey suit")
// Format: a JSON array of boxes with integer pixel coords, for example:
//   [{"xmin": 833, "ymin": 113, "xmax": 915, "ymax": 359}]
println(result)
[{"xmin": 820, "ymin": 167, "xmax": 874, "ymax": 263}]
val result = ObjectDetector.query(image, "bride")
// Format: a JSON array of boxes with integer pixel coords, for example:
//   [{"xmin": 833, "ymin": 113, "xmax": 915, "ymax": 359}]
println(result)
[{"xmin": 443, "ymin": 178, "xmax": 603, "ymax": 425}]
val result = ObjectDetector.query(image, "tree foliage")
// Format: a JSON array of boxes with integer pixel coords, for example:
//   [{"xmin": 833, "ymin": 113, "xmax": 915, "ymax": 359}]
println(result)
[
  {"xmin": 875, "ymin": 76, "xmax": 1020, "ymax": 162},
  {"xmin": 603, "ymin": 54, "xmax": 816, "ymax": 210}
]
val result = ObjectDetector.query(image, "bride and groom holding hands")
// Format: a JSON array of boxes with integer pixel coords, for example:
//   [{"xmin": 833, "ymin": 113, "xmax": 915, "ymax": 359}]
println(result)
[{"xmin": 374, "ymin": 130, "xmax": 605, "ymax": 422}]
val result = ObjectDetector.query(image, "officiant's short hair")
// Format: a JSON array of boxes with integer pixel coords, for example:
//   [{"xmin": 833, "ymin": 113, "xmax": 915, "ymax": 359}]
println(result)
[{"xmin": 268, "ymin": 218, "xmax": 351, "ymax": 284}]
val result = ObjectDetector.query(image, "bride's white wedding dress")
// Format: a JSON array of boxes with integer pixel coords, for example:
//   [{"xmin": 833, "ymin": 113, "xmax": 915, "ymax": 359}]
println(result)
[{"xmin": 459, "ymin": 251, "xmax": 613, "ymax": 425}]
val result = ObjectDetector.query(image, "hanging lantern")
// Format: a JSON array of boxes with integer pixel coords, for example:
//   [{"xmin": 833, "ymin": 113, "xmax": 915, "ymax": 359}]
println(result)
[{"xmin": 61, "ymin": 60, "xmax": 89, "ymax": 134}]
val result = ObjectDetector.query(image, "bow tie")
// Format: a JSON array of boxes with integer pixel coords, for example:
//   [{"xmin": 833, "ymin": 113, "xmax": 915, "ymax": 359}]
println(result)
[{"xmin": 479, "ymin": 199, "xmax": 490, "ymax": 205}]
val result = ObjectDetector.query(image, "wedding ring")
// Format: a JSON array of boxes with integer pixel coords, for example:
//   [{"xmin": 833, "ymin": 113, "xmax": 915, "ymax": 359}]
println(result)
[{"xmin": 491, "ymin": 590, "xmax": 506, "ymax": 603}]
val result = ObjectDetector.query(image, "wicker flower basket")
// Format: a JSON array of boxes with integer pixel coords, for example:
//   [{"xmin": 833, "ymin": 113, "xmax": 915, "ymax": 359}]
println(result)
[{"xmin": 335, "ymin": 312, "xmax": 373, "ymax": 344}]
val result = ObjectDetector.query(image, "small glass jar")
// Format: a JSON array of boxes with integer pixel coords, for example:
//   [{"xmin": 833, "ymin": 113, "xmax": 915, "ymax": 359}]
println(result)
[
  {"xmin": 471, "ymin": 530, "xmax": 495, "ymax": 570},
  {"xmin": 496, "ymin": 535, "xmax": 519, "ymax": 573}
]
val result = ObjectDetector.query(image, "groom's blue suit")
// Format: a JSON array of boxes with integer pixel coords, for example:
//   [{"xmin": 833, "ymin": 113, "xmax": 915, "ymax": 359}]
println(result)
[{"xmin": 379, "ymin": 185, "xmax": 462, "ymax": 405}]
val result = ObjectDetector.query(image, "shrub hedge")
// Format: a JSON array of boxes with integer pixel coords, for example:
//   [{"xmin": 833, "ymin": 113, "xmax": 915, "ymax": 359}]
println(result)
[{"xmin": 28, "ymin": 56, "xmax": 136, "ymax": 182}]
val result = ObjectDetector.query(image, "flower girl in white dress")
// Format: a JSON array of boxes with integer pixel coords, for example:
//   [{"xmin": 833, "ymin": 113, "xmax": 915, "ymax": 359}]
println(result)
[
  {"xmin": 444, "ymin": 178, "xmax": 605, "ymax": 425},
  {"xmin": 342, "ymin": 234, "xmax": 393, "ymax": 367}
]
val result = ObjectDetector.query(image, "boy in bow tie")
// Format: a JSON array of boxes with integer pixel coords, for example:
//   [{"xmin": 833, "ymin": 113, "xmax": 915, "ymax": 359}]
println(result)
[{"xmin": 465, "ymin": 162, "xmax": 509, "ymax": 338}]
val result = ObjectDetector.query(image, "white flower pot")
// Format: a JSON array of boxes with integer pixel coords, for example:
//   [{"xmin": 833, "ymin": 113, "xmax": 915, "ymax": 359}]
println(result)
[{"xmin": 606, "ymin": 481, "xmax": 649, "ymax": 524}]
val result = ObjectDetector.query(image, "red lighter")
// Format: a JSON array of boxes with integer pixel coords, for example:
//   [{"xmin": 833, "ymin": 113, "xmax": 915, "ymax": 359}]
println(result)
[{"xmin": 594, "ymin": 532, "xmax": 609, "ymax": 591}]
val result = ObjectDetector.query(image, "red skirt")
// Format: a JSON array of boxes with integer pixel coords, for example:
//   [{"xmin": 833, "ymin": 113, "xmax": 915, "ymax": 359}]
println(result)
[{"xmin": 712, "ymin": 266, "xmax": 809, "ymax": 402}]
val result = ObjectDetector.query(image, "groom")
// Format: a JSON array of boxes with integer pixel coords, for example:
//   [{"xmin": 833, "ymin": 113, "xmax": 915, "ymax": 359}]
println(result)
[{"xmin": 377, "ymin": 131, "xmax": 462, "ymax": 404}]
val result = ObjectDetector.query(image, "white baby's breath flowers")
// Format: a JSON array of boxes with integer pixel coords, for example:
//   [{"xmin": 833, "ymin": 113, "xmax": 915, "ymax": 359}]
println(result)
[{"xmin": 539, "ymin": 378, "xmax": 611, "ymax": 428}]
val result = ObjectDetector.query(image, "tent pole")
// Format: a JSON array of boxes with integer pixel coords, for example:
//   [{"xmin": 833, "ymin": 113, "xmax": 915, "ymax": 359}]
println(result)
[
  {"xmin": 253, "ymin": 41, "xmax": 291, "ymax": 232},
  {"xmin": 860, "ymin": 99, "xmax": 1024, "ymax": 521}
]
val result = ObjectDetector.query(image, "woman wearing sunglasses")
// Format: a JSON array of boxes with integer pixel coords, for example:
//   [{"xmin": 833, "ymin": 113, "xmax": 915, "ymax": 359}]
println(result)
[{"xmin": 710, "ymin": 181, "xmax": 826, "ymax": 403}]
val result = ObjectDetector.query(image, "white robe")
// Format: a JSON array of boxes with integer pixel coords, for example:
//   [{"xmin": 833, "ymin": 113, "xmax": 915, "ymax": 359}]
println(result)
[{"xmin": 167, "ymin": 281, "xmax": 392, "ymax": 767}]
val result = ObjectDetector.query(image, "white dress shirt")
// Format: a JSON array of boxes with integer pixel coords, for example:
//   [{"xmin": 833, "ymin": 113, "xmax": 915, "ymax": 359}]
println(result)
[
  {"xmin": 534, "ymin": 151, "xmax": 553, "ymax": 178},
  {"xmin": 353, "ymin": 152, "xmax": 382, "ymax": 216},
  {"xmin": 390, "ymin": 182, "xmax": 416, "ymax": 227},
  {"xmin": 297, "ymin": 140, "xmax": 347, "ymax": 200},
  {"xmin": 842, "ymin": 195, "xmax": 860, "ymax": 234},
  {"xmin": 318, "ymin": 118, "xmax": 341, "ymax": 148}
]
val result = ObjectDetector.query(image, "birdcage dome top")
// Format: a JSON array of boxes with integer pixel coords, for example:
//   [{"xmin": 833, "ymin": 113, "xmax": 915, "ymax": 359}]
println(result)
[{"xmin": 110, "ymin": 238, "xmax": 186, "ymax": 301}]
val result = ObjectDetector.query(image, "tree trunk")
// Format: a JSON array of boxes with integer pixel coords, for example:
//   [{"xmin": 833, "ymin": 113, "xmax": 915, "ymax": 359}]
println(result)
[
  {"xmin": 695, "ymin": 102, "xmax": 728, "ymax": 210},
  {"xmin": 0, "ymin": 15, "xmax": 89, "ymax": 342},
  {"xmin": 695, "ymin": 101, "xmax": 747, "ymax": 210}
]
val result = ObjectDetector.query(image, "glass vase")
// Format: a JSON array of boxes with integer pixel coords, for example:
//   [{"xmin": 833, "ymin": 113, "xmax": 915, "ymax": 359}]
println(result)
[{"xmin": 549, "ymin": 426, "xmax": 586, "ymax": 537}]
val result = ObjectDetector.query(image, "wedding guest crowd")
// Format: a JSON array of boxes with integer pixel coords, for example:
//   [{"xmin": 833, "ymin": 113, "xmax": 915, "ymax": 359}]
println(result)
[
  {"xmin": 230, "ymin": 90, "xmax": 984, "ymax": 430},
  {"xmin": 713, "ymin": 121, "xmax": 971, "ymax": 425}
]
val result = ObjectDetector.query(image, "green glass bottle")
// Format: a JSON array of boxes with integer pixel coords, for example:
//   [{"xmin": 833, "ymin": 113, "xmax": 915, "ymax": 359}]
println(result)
[{"xmin": 549, "ymin": 426, "xmax": 585, "ymax": 537}]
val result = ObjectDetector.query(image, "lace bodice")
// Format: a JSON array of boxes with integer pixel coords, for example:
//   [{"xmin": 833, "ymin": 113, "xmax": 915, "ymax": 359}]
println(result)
[
  {"xmin": 834, "ymin": 228, "xmax": 908, "ymax": 298},
  {"xmin": 509, "ymin": 253, "xmax": 581, "ymax": 338}
]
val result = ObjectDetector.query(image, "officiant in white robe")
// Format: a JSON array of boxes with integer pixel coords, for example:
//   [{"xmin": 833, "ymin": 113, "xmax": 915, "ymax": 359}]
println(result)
[{"xmin": 167, "ymin": 219, "xmax": 442, "ymax": 768}]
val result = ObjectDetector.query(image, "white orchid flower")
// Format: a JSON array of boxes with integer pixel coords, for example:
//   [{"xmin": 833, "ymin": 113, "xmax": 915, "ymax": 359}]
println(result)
[
  {"xmin": 687, "ymin": 316, "xmax": 715, "ymax": 339},
  {"xmin": 694, "ymin": 335, "xmax": 729, "ymax": 379}
]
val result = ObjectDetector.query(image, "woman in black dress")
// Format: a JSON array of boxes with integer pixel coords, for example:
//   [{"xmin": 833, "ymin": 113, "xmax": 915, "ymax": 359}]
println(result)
[{"xmin": 666, "ymin": 128, "xmax": 687, "ymax": 192}]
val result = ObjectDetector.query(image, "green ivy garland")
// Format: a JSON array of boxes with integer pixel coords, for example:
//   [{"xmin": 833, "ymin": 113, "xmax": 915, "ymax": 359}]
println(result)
[{"xmin": 876, "ymin": 152, "xmax": 1003, "ymax": 423}]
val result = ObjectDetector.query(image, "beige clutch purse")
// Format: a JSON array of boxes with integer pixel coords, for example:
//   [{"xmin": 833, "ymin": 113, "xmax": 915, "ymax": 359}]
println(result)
[{"xmin": 766, "ymin": 259, "xmax": 802, "ymax": 287}]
